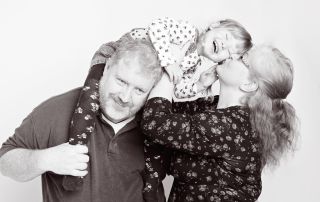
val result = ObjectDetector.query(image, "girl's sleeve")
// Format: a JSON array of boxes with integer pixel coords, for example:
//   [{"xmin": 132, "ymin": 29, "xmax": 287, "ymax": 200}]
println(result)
[
  {"xmin": 129, "ymin": 28, "xmax": 149, "ymax": 40},
  {"xmin": 173, "ymin": 70, "xmax": 198, "ymax": 99},
  {"xmin": 148, "ymin": 17, "xmax": 197, "ymax": 67},
  {"xmin": 68, "ymin": 32, "xmax": 134, "ymax": 146},
  {"xmin": 63, "ymin": 32, "xmax": 134, "ymax": 191}
]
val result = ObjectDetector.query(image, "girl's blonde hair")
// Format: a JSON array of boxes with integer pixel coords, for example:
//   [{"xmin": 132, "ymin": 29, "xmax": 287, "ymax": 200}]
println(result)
[
  {"xmin": 246, "ymin": 45, "xmax": 299, "ymax": 167},
  {"xmin": 208, "ymin": 19, "xmax": 253, "ymax": 55}
]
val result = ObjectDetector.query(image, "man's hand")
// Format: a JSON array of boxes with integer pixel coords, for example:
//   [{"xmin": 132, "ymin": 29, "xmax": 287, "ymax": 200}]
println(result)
[{"xmin": 40, "ymin": 143, "xmax": 89, "ymax": 177}]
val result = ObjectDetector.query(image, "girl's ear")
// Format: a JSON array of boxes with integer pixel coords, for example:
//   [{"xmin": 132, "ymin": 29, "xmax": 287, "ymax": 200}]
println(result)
[{"xmin": 240, "ymin": 81, "xmax": 258, "ymax": 92}]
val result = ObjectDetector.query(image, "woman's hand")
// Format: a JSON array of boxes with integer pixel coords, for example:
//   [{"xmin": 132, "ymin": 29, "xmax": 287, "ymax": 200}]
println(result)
[{"xmin": 148, "ymin": 73, "xmax": 174, "ymax": 101}]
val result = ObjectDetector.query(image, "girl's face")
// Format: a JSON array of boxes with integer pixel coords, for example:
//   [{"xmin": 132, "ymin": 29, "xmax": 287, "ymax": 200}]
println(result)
[{"xmin": 198, "ymin": 28, "xmax": 240, "ymax": 63}]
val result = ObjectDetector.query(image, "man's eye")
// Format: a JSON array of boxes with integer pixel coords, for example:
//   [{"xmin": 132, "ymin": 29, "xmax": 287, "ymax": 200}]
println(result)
[{"xmin": 117, "ymin": 78, "xmax": 126, "ymax": 86}]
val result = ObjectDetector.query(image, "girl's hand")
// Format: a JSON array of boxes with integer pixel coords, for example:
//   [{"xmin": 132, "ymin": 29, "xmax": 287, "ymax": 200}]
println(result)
[
  {"xmin": 164, "ymin": 64, "xmax": 183, "ymax": 84},
  {"xmin": 165, "ymin": 41, "xmax": 191, "ymax": 84},
  {"xmin": 196, "ymin": 66, "xmax": 218, "ymax": 92},
  {"xmin": 171, "ymin": 41, "xmax": 191, "ymax": 63}
]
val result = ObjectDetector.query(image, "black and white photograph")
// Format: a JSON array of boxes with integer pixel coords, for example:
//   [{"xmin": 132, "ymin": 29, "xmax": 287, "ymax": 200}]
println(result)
[{"xmin": 0, "ymin": 0, "xmax": 319, "ymax": 201}]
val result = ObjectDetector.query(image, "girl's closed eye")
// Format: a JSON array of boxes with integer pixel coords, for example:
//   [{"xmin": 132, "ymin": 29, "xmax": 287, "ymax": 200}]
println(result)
[{"xmin": 135, "ymin": 88, "xmax": 146, "ymax": 95}]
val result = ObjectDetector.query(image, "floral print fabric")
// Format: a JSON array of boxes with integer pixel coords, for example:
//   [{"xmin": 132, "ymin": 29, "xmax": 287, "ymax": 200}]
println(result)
[
  {"xmin": 128, "ymin": 17, "xmax": 204, "ymax": 99},
  {"xmin": 141, "ymin": 97, "xmax": 262, "ymax": 202}
]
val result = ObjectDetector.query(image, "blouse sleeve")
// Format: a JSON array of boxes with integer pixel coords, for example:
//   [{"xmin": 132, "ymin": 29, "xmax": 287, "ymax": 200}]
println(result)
[
  {"xmin": 141, "ymin": 97, "xmax": 258, "ymax": 159},
  {"xmin": 147, "ymin": 17, "xmax": 197, "ymax": 67},
  {"xmin": 172, "ymin": 96, "xmax": 218, "ymax": 115}
]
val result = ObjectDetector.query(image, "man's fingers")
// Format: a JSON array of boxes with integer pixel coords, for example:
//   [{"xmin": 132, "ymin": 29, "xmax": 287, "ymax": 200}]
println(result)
[
  {"xmin": 74, "ymin": 145, "xmax": 88, "ymax": 154},
  {"xmin": 76, "ymin": 163, "xmax": 88, "ymax": 170},
  {"xmin": 70, "ymin": 169, "xmax": 88, "ymax": 177},
  {"xmin": 77, "ymin": 154, "xmax": 90, "ymax": 163}
]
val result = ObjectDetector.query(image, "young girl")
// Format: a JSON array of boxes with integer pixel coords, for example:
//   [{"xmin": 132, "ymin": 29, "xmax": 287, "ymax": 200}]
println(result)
[
  {"xmin": 62, "ymin": 17, "xmax": 253, "ymax": 195},
  {"xmin": 92, "ymin": 17, "xmax": 252, "ymax": 99},
  {"xmin": 141, "ymin": 45, "xmax": 299, "ymax": 201}
]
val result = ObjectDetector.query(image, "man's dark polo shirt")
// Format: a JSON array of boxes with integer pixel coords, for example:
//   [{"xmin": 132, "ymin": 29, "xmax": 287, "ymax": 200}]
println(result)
[{"xmin": 0, "ymin": 88, "xmax": 148, "ymax": 202}]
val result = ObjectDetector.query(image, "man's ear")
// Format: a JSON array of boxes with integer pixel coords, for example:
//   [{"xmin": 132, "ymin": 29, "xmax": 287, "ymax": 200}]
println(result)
[{"xmin": 240, "ymin": 81, "xmax": 258, "ymax": 92}]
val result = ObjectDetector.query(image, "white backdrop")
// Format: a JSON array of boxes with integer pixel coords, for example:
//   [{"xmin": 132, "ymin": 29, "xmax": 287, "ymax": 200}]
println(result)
[{"xmin": 0, "ymin": 0, "xmax": 319, "ymax": 201}]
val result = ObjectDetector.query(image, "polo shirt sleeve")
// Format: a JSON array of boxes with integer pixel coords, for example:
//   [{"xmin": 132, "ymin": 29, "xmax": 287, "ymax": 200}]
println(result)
[
  {"xmin": 0, "ymin": 115, "xmax": 37, "ymax": 156},
  {"xmin": 0, "ymin": 112, "xmax": 50, "ymax": 158}
]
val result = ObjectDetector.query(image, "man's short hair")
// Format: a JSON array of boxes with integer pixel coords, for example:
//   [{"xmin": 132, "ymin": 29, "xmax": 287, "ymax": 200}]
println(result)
[{"xmin": 108, "ymin": 39, "xmax": 163, "ymax": 84}]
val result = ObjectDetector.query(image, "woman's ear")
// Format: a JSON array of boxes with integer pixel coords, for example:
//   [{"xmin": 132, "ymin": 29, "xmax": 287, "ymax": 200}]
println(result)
[{"xmin": 240, "ymin": 81, "xmax": 258, "ymax": 92}]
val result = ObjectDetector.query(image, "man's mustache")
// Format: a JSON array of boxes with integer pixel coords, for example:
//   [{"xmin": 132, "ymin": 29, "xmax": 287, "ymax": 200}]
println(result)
[{"xmin": 110, "ymin": 94, "xmax": 134, "ymax": 108}]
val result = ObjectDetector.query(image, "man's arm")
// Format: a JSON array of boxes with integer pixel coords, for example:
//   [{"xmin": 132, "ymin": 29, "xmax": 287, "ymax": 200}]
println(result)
[{"xmin": 0, "ymin": 143, "xmax": 89, "ymax": 182}]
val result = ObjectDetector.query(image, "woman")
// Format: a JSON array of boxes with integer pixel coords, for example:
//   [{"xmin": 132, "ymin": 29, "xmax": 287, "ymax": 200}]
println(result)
[{"xmin": 141, "ymin": 45, "xmax": 299, "ymax": 202}]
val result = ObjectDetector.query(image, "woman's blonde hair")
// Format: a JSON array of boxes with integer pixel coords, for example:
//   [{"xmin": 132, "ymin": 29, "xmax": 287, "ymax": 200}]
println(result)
[{"xmin": 246, "ymin": 45, "xmax": 299, "ymax": 167}]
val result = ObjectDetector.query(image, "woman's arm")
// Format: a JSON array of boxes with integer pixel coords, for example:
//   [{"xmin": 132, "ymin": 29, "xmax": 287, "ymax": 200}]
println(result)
[{"xmin": 142, "ymin": 97, "xmax": 256, "ymax": 159}]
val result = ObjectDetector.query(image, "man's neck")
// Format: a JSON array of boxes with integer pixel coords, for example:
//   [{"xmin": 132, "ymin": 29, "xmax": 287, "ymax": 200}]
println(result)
[{"xmin": 102, "ymin": 115, "xmax": 135, "ymax": 135}]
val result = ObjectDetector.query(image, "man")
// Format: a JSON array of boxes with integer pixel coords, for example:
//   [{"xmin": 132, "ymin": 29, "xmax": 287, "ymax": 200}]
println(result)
[{"xmin": 0, "ymin": 39, "xmax": 164, "ymax": 202}]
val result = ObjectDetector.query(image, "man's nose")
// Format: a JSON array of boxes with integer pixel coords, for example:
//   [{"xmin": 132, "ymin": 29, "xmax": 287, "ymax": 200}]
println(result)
[{"xmin": 119, "ymin": 89, "xmax": 132, "ymax": 103}]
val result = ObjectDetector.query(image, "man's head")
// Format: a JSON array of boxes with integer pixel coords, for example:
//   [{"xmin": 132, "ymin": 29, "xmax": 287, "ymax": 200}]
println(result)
[{"xmin": 99, "ymin": 40, "xmax": 162, "ymax": 123}]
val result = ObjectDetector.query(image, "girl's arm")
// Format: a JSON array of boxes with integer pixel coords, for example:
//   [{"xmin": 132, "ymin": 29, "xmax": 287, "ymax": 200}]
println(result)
[{"xmin": 63, "ymin": 32, "xmax": 136, "ymax": 191}]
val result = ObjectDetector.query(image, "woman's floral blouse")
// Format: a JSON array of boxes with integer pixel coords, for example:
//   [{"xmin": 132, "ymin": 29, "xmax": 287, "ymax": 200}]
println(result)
[{"xmin": 141, "ymin": 96, "xmax": 262, "ymax": 202}]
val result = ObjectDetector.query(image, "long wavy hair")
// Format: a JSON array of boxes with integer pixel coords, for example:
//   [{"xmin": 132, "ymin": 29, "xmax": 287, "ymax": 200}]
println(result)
[{"xmin": 246, "ymin": 45, "xmax": 299, "ymax": 167}]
